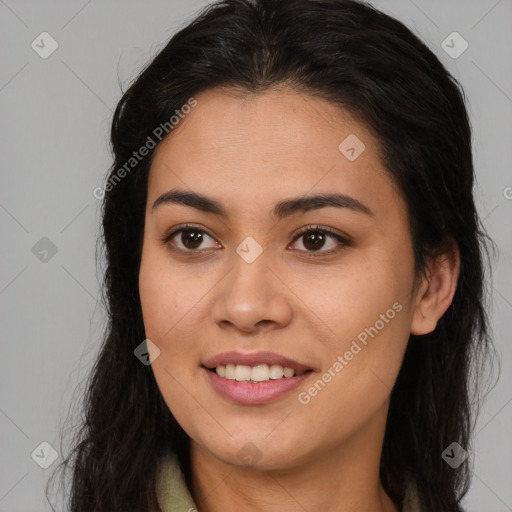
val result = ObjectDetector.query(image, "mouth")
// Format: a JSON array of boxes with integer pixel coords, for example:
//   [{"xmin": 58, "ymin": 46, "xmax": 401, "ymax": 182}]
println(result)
[
  {"xmin": 201, "ymin": 351, "xmax": 314, "ymax": 405},
  {"xmin": 202, "ymin": 350, "xmax": 313, "ymax": 375},
  {"xmin": 205, "ymin": 363, "xmax": 311, "ymax": 382}
]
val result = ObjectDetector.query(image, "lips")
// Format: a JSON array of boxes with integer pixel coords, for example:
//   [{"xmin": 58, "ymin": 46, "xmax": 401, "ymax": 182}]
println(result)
[
  {"xmin": 204, "ymin": 367, "xmax": 312, "ymax": 405},
  {"xmin": 202, "ymin": 351, "xmax": 312, "ymax": 374},
  {"xmin": 202, "ymin": 351, "xmax": 315, "ymax": 404}
]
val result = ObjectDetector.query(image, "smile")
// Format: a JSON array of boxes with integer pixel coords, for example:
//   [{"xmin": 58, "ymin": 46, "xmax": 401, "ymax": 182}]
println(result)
[
  {"xmin": 204, "ymin": 366, "xmax": 313, "ymax": 405},
  {"xmin": 214, "ymin": 363, "xmax": 306, "ymax": 382}
]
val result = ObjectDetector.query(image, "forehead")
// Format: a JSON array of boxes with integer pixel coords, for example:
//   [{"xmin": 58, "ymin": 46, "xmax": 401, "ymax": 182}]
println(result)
[
  {"xmin": 148, "ymin": 87, "xmax": 402, "ymax": 221},
  {"xmin": 154, "ymin": 86, "xmax": 378, "ymax": 163}
]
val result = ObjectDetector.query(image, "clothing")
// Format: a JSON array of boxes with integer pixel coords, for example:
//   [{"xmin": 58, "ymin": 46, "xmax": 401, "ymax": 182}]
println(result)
[{"xmin": 156, "ymin": 453, "xmax": 422, "ymax": 512}]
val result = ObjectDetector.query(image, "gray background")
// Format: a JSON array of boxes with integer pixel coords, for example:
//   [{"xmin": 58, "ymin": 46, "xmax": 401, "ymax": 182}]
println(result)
[{"xmin": 0, "ymin": 0, "xmax": 511, "ymax": 510}]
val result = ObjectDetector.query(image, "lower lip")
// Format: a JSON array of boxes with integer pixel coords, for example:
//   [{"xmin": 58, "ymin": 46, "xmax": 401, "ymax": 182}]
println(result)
[{"xmin": 204, "ymin": 368, "xmax": 312, "ymax": 405}]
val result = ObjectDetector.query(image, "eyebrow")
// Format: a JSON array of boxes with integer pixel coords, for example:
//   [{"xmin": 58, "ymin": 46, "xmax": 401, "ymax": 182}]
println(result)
[{"xmin": 152, "ymin": 188, "xmax": 374, "ymax": 219}]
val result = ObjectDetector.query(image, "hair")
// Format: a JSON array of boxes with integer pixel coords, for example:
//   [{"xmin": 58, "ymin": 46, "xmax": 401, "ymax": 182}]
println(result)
[{"xmin": 47, "ymin": 0, "xmax": 497, "ymax": 510}]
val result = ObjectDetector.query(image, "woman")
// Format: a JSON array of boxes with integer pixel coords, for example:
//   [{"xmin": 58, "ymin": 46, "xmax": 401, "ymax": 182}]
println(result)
[{"xmin": 50, "ymin": 0, "xmax": 495, "ymax": 510}]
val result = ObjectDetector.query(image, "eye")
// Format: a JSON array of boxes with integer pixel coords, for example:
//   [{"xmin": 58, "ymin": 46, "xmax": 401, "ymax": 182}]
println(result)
[
  {"xmin": 162, "ymin": 224, "xmax": 220, "ymax": 252},
  {"xmin": 162, "ymin": 223, "xmax": 350, "ymax": 256},
  {"xmin": 289, "ymin": 225, "xmax": 350, "ymax": 256}
]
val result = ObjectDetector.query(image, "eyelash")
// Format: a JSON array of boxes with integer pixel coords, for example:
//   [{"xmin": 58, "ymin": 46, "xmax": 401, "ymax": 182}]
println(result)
[{"xmin": 161, "ymin": 223, "xmax": 350, "ymax": 258}]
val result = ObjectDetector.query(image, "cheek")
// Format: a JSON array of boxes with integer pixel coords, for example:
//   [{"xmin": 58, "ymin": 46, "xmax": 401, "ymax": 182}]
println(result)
[
  {"xmin": 138, "ymin": 244, "xmax": 202, "ymax": 343},
  {"xmin": 138, "ymin": 245, "xmax": 206, "ymax": 431},
  {"xmin": 297, "ymin": 256, "xmax": 413, "ymax": 409},
  {"xmin": 296, "ymin": 304, "xmax": 411, "ymax": 441},
  {"xmin": 138, "ymin": 259, "xmax": 174, "ymax": 343},
  {"xmin": 296, "ymin": 254, "xmax": 412, "ymax": 342}
]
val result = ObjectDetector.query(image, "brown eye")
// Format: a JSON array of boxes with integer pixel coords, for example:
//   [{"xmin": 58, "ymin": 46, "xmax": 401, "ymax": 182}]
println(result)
[
  {"xmin": 164, "ymin": 225, "xmax": 220, "ymax": 252},
  {"xmin": 179, "ymin": 229, "xmax": 205, "ymax": 250},
  {"xmin": 290, "ymin": 226, "xmax": 349, "ymax": 255},
  {"xmin": 301, "ymin": 231, "xmax": 327, "ymax": 251}
]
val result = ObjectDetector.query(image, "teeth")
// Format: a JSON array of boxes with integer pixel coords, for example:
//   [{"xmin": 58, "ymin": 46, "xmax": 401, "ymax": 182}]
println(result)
[
  {"xmin": 251, "ymin": 364, "xmax": 269, "ymax": 381},
  {"xmin": 283, "ymin": 367, "xmax": 295, "ymax": 378},
  {"xmin": 225, "ymin": 364, "xmax": 236, "ymax": 379},
  {"xmin": 269, "ymin": 364, "xmax": 284, "ymax": 379},
  {"xmin": 235, "ymin": 365, "xmax": 251, "ymax": 381},
  {"xmin": 214, "ymin": 363, "xmax": 301, "ymax": 381}
]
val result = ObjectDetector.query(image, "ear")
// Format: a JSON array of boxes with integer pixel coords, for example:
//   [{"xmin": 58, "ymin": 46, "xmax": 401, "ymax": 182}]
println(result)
[{"xmin": 411, "ymin": 239, "xmax": 460, "ymax": 336}]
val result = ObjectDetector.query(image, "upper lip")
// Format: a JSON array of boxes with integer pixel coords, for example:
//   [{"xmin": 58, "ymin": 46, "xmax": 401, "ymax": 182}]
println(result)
[{"xmin": 202, "ymin": 351, "xmax": 312, "ymax": 374}]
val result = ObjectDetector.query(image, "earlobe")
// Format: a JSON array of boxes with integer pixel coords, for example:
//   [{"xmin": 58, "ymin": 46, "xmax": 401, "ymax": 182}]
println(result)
[{"xmin": 410, "ymin": 240, "xmax": 460, "ymax": 336}]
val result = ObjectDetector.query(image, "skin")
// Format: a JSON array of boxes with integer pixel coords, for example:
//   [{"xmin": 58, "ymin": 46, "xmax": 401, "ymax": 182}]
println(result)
[{"xmin": 138, "ymin": 86, "xmax": 460, "ymax": 512}]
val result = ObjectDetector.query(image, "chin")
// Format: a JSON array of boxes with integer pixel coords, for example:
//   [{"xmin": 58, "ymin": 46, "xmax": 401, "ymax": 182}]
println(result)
[{"xmin": 201, "ymin": 435, "xmax": 306, "ymax": 472}]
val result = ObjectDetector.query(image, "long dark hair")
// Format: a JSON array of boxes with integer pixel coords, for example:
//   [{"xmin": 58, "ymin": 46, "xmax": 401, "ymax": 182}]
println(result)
[{"xmin": 48, "ymin": 0, "xmax": 497, "ymax": 510}]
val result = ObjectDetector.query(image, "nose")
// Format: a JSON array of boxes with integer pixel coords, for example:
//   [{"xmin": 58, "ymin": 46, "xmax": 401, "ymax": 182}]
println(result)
[{"xmin": 210, "ymin": 250, "xmax": 293, "ymax": 335}]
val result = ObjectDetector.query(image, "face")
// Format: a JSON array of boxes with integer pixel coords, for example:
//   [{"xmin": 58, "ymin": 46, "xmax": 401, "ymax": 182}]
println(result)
[{"xmin": 139, "ymin": 87, "xmax": 422, "ymax": 470}]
